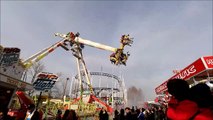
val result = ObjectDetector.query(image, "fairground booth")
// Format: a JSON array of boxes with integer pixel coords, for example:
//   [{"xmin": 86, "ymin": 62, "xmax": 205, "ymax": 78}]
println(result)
[
  {"xmin": 155, "ymin": 56, "xmax": 213, "ymax": 104},
  {"xmin": 0, "ymin": 46, "xmax": 34, "ymax": 119}
]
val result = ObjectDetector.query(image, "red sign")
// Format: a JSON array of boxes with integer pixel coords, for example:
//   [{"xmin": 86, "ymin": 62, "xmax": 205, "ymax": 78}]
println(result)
[
  {"xmin": 37, "ymin": 73, "xmax": 58, "ymax": 81},
  {"xmin": 155, "ymin": 56, "xmax": 212, "ymax": 94},
  {"xmin": 3, "ymin": 48, "xmax": 20, "ymax": 53},
  {"xmin": 203, "ymin": 56, "xmax": 213, "ymax": 69}
]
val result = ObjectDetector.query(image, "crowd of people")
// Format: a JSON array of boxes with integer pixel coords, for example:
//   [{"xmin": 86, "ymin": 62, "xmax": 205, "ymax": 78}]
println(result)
[
  {"xmin": 110, "ymin": 106, "xmax": 166, "ymax": 120},
  {"xmin": 1, "ymin": 78, "xmax": 213, "ymax": 120},
  {"xmin": 166, "ymin": 79, "xmax": 213, "ymax": 120},
  {"xmin": 109, "ymin": 78, "xmax": 213, "ymax": 120},
  {"xmin": 55, "ymin": 109, "xmax": 77, "ymax": 120}
]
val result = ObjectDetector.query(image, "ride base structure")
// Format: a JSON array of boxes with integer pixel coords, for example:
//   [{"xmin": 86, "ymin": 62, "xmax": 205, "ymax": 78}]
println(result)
[{"xmin": 53, "ymin": 32, "xmax": 133, "ymax": 116}]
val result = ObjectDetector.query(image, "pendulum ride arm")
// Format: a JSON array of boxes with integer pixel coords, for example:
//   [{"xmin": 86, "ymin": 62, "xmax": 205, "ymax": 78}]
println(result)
[
  {"xmin": 21, "ymin": 39, "xmax": 69, "ymax": 69},
  {"xmin": 55, "ymin": 32, "xmax": 133, "ymax": 66},
  {"xmin": 55, "ymin": 33, "xmax": 117, "ymax": 52}
]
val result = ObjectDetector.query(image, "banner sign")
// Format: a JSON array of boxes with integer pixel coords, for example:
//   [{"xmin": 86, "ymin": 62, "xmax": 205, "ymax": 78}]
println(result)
[
  {"xmin": 0, "ymin": 47, "xmax": 24, "ymax": 80},
  {"xmin": 33, "ymin": 72, "xmax": 58, "ymax": 91},
  {"xmin": 0, "ymin": 74, "xmax": 33, "ymax": 90},
  {"xmin": 0, "ymin": 47, "xmax": 20, "ymax": 66}
]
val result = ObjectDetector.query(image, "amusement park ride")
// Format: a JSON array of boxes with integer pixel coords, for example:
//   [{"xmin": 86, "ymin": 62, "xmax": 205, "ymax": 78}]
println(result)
[{"xmin": 0, "ymin": 31, "xmax": 133, "ymax": 118}]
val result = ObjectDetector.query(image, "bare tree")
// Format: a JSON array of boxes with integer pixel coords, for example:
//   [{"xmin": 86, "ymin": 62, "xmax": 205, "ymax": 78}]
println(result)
[
  {"xmin": 50, "ymin": 72, "xmax": 71, "ymax": 99},
  {"xmin": 27, "ymin": 61, "xmax": 45, "ymax": 84}
]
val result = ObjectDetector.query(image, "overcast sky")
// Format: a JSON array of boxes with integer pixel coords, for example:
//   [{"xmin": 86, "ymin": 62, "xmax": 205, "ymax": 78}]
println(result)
[{"xmin": 1, "ymin": 1, "xmax": 212, "ymax": 101}]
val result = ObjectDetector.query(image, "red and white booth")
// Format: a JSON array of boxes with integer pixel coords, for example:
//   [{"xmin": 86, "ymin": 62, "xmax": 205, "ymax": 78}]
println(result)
[{"xmin": 155, "ymin": 56, "xmax": 213, "ymax": 95}]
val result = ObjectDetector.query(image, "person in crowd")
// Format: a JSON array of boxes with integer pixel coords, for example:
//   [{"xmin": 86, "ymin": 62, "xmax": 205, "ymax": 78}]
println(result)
[
  {"xmin": 149, "ymin": 108, "xmax": 155, "ymax": 120},
  {"xmin": 119, "ymin": 109, "xmax": 125, "ymax": 120},
  {"xmin": 153, "ymin": 107, "xmax": 158, "ymax": 120},
  {"xmin": 55, "ymin": 109, "xmax": 62, "ymax": 120},
  {"xmin": 25, "ymin": 104, "xmax": 40, "ymax": 120},
  {"xmin": 62, "ymin": 109, "xmax": 70, "ymax": 120},
  {"xmin": 113, "ymin": 109, "xmax": 119, "ymax": 120},
  {"xmin": 157, "ymin": 107, "xmax": 166, "ymax": 120},
  {"xmin": 37, "ymin": 108, "xmax": 43, "ymax": 120},
  {"xmin": 137, "ymin": 108, "xmax": 145, "ymax": 120},
  {"xmin": 190, "ymin": 83, "xmax": 213, "ymax": 120},
  {"xmin": 124, "ymin": 107, "xmax": 132, "ymax": 120},
  {"xmin": 143, "ymin": 109, "xmax": 149, "ymax": 120},
  {"xmin": 131, "ymin": 107, "xmax": 137, "ymax": 120},
  {"xmin": 0, "ymin": 110, "xmax": 4, "ymax": 120},
  {"xmin": 0, "ymin": 109, "xmax": 11, "ymax": 120},
  {"xmin": 166, "ymin": 79, "xmax": 199, "ymax": 120},
  {"xmin": 69, "ymin": 110, "xmax": 77, "ymax": 120},
  {"xmin": 0, "ymin": 97, "xmax": 12, "ymax": 120},
  {"xmin": 110, "ymin": 53, "xmax": 117, "ymax": 64},
  {"xmin": 99, "ymin": 107, "xmax": 109, "ymax": 120},
  {"xmin": 135, "ymin": 108, "xmax": 140, "ymax": 119}
]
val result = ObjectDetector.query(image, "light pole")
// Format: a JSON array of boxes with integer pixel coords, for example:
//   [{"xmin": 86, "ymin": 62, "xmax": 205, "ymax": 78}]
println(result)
[
  {"xmin": 69, "ymin": 77, "xmax": 74, "ymax": 98},
  {"xmin": 62, "ymin": 77, "xmax": 69, "ymax": 99}
]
